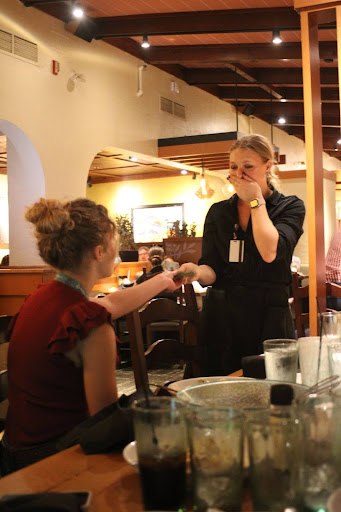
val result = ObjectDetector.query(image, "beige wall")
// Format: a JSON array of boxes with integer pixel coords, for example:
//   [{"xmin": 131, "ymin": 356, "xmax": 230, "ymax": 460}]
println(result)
[{"xmin": 0, "ymin": 0, "xmax": 340, "ymax": 265}]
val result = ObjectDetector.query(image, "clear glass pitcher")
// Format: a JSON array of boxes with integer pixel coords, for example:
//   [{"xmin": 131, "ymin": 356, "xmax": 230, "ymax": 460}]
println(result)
[{"xmin": 319, "ymin": 311, "xmax": 341, "ymax": 381}]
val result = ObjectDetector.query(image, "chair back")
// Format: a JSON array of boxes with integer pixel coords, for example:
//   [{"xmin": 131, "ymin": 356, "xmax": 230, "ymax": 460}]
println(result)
[
  {"xmin": 0, "ymin": 315, "xmax": 12, "ymax": 344},
  {"xmin": 126, "ymin": 284, "xmax": 202, "ymax": 391},
  {"xmin": 291, "ymin": 272, "xmax": 309, "ymax": 338}
]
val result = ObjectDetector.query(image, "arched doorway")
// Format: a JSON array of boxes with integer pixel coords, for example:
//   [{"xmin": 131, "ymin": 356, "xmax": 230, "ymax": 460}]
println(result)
[{"xmin": 0, "ymin": 119, "xmax": 45, "ymax": 265}]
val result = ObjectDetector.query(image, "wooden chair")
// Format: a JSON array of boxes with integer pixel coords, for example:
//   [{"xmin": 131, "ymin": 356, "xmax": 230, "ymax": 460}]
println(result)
[
  {"xmin": 0, "ymin": 315, "xmax": 12, "ymax": 344},
  {"xmin": 291, "ymin": 272, "xmax": 341, "ymax": 338},
  {"xmin": 126, "ymin": 284, "xmax": 203, "ymax": 391}
]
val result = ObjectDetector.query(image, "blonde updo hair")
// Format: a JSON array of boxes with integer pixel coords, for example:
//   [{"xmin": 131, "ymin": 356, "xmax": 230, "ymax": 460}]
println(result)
[
  {"xmin": 25, "ymin": 198, "xmax": 116, "ymax": 271},
  {"xmin": 229, "ymin": 134, "xmax": 280, "ymax": 189},
  {"xmin": 148, "ymin": 246, "xmax": 164, "ymax": 267}
]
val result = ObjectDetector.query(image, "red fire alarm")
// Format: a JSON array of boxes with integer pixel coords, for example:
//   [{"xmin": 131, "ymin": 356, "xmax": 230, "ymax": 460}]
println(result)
[{"xmin": 52, "ymin": 60, "xmax": 60, "ymax": 75}]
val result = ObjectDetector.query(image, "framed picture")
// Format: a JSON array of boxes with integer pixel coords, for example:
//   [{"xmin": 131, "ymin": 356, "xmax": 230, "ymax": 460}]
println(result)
[{"xmin": 132, "ymin": 203, "xmax": 184, "ymax": 243}]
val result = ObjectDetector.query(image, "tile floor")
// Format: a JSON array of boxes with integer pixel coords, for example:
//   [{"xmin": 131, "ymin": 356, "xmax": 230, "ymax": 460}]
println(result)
[{"xmin": 116, "ymin": 366, "xmax": 184, "ymax": 396}]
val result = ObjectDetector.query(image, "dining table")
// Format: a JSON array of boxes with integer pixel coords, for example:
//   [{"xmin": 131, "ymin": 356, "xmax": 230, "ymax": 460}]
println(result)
[{"xmin": 0, "ymin": 443, "xmax": 254, "ymax": 511}]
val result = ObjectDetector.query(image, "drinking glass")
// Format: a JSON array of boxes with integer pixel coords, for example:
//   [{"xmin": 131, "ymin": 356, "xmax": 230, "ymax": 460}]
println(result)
[
  {"xmin": 299, "ymin": 396, "xmax": 341, "ymax": 511},
  {"xmin": 298, "ymin": 336, "xmax": 320, "ymax": 387},
  {"xmin": 132, "ymin": 396, "xmax": 188, "ymax": 511},
  {"xmin": 328, "ymin": 342, "xmax": 341, "ymax": 380},
  {"xmin": 186, "ymin": 406, "xmax": 244, "ymax": 512},
  {"xmin": 320, "ymin": 311, "xmax": 341, "ymax": 380},
  {"xmin": 263, "ymin": 338, "xmax": 298, "ymax": 383},
  {"xmin": 246, "ymin": 409, "xmax": 301, "ymax": 511}
]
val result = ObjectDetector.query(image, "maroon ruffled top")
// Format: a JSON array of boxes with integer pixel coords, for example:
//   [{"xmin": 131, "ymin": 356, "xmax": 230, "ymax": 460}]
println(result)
[{"xmin": 5, "ymin": 280, "xmax": 115, "ymax": 448}]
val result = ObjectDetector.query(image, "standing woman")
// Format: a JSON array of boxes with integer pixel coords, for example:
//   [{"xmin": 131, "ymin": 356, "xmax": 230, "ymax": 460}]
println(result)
[
  {"xmin": 3, "ymin": 198, "xmax": 182, "ymax": 471},
  {"xmin": 176, "ymin": 134, "xmax": 305, "ymax": 375}
]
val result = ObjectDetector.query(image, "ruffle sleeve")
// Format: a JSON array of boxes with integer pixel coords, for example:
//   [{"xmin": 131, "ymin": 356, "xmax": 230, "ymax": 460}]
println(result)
[{"xmin": 48, "ymin": 301, "xmax": 114, "ymax": 355}]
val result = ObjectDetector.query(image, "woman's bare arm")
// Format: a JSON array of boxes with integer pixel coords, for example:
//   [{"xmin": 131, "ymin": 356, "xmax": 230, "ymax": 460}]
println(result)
[{"xmin": 92, "ymin": 271, "xmax": 183, "ymax": 319}]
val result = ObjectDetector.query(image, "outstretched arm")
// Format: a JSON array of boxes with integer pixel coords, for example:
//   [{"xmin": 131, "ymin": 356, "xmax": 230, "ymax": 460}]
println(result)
[
  {"xmin": 92, "ymin": 271, "xmax": 183, "ymax": 319},
  {"xmin": 175, "ymin": 262, "xmax": 216, "ymax": 286}
]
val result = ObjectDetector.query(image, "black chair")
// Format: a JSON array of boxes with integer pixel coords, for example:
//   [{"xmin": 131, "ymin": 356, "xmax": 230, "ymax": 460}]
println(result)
[{"xmin": 126, "ymin": 284, "xmax": 203, "ymax": 392}]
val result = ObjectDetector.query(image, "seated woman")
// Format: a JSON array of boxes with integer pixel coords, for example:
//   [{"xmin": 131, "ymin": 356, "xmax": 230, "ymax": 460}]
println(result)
[
  {"xmin": 3, "ymin": 198, "xmax": 182, "ymax": 472},
  {"xmin": 136, "ymin": 246, "xmax": 178, "ymax": 302}
]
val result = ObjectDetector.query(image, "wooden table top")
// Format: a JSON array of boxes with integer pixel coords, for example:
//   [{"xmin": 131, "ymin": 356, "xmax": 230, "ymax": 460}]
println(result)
[{"xmin": 0, "ymin": 444, "xmax": 254, "ymax": 511}]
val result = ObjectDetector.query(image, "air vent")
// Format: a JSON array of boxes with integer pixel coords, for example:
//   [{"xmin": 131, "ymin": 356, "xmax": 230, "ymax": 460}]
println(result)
[
  {"xmin": 14, "ymin": 35, "xmax": 38, "ymax": 62},
  {"xmin": 0, "ymin": 30, "xmax": 12, "ymax": 53},
  {"xmin": 174, "ymin": 102, "xmax": 186, "ymax": 119},
  {"xmin": 0, "ymin": 28, "xmax": 38, "ymax": 63},
  {"xmin": 160, "ymin": 96, "xmax": 186, "ymax": 119},
  {"xmin": 160, "ymin": 96, "xmax": 173, "ymax": 115}
]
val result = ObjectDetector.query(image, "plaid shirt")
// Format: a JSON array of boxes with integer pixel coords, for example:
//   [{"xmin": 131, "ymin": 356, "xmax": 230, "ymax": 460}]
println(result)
[{"xmin": 326, "ymin": 231, "xmax": 341, "ymax": 282}]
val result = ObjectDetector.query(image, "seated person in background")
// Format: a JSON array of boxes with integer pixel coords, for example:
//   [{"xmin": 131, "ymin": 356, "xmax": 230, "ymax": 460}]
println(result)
[
  {"xmin": 136, "ymin": 246, "xmax": 178, "ymax": 302},
  {"xmin": 136, "ymin": 246, "xmax": 164, "ymax": 284},
  {"xmin": 326, "ymin": 230, "xmax": 341, "ymax": 310},
  {"xmin": 3, "ymin": 198, "xmax": 183, "ymax": 472},
  {"xmin": 138, "ymin": 246, "xmax": 149, "ymax": 262},
  {"xmin": 162, "ymin": 255, "xmax": 180, "ymax": 271},
  {"xmin": 0, "ymin": 254, "xmax": 9, "ymax": 266}
]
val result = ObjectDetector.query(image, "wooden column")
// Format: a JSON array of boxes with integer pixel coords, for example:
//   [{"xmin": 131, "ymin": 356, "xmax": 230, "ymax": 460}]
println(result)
[
  {"xmin": 337, "ymin": 6, "xmax": 341, "ymax": 129},
  {"xmin": 300, "ymin": 10, "xmax": 326, "ymax": 334}
]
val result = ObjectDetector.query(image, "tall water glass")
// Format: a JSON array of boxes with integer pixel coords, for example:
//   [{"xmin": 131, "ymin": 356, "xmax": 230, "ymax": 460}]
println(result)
[
  {"xmin": 186, "ymin": 406, "xmax": 244, "ymax": 512},
  {"xmin": 320, "ymin": 312, "xmax": 341, "ymax": 381},
  {"xmin": 299, "ymin": 396, "xmax": 341, "ymax": 511},
  {"xmin": 263, "ymin": 338, "xmax": 298, "ymax": 383},
  {"xmin": 298, "ymin": 337, "xmax": 320, "ymax": 387}
]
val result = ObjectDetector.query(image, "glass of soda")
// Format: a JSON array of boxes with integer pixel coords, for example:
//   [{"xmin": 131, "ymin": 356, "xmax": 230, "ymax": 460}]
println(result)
[{"xmin": 132, "ymin": 396, "xmax": 188, "ymax": 511}]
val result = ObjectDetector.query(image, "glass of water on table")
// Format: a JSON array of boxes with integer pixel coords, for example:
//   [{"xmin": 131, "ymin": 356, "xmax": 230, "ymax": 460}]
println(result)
[{"xmin": 263, "ymin": 338, "xmax": 298, "ymax": 383}]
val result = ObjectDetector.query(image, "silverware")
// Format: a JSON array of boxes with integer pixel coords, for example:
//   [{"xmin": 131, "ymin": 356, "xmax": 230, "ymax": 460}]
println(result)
[{"xmin": 298, "ymin": 375, "xmax": 341, "ymax": 400}]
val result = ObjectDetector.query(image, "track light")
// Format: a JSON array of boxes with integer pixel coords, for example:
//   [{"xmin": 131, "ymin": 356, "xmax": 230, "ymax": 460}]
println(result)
[
  {"xmin": 278, "ymin": 117, "xmax": 286, "ymax": 124},
  {"xmin": 71, "ymin": 1, "xmax": 84, "ymax": 18},
  {"xmin": 272, "ymin": 29, "xmax": 282, "ymax": 44},
  {"xmin": 335, "ymin": 144, "xmax": 339, "ymax": 152},
  {"xmin": 337, "ymin": 138, "xmax": 341, "ymax": 145},
  {"xmin": 192, "ymin": 173, "xmax": 197, "ymax": 180},
  {"xmin": 141, "ymin": 35, "xmax": 150, "ymax": 48}
]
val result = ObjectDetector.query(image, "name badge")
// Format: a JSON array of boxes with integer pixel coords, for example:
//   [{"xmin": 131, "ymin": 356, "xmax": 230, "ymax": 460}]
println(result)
[{"xmin": 229, "ymin": 240, "xmax": 244, "ymax": 263}]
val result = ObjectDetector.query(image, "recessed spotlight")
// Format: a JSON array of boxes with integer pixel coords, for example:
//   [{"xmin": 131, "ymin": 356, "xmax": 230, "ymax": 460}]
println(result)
[
  {"xmin": 141, "ymin": 35, "xmax": 150, "ymax": 48},
  {"xmin": 72, "ymin": 2, "xmax": 84, "ymax": 18},
  {"xmin": 278, "ymin": 117, "xmax": 286, "ymax": 124},
  {"xmin": 181, "ymin": 169, "xmax": 188, "ymax": 175},
  {"xmin": 129, "ymin": 156, "xmax": 138, "ymax": 162},
  {"xmin": 280, "ymin": 99, "xmax": 287, "ymax": 103}
]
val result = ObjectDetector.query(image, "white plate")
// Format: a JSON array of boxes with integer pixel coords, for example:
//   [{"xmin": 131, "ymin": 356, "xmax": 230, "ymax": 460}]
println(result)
[
  {"xmin": 170, "ymin": 375, "xmax": 251, "ymax": 392},
  {"xmin": 123, "ymin": 441, "xmax": 138, "ymax": 468}
]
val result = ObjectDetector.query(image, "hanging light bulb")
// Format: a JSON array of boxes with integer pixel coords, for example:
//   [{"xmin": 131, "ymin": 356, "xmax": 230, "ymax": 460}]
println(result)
[
  {"xmin": 222, "ymin": 175, "xmax": 235, "ymax": 197},
  {"xmin": 141, "ymin": 35, "xmax": 150, "ymax": 48},
  {"xmin": 71, "ymin": 1, "xmax": 84, "ymax": 18},
  {"xmin": 195, "ymin": 162, "xmax": 214, "ymax": 199}
]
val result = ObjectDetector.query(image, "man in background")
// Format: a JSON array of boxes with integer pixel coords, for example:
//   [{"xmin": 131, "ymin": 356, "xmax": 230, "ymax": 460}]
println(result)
[{"xmin": 138, "ymin": 246, "xmax": 149, "ymax": 262}]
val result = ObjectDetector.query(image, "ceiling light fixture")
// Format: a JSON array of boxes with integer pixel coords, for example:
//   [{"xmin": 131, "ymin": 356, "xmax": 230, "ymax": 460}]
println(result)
[
  {"xmin": 338, "ymin": 137, "xmax": 341, "ymax": 145},
  {"xmin": 278, "ymin": 117, "xmax": 286, "ymax": 124},
  {"xmin": 129, "ymin": 156, "xmax": 138, "ymax": 162},
  {"xmin": 272, "ymin": 29, "xmax": 282, "ymax": 45},
  {"xmin": 141, "ymin": 35, "xmax": 150, "ymax": 48},
  {"xmin": 195, "ymin": 161, "xmax": 214, "ymax": 199},
  {"xmin": 280, "ymin": 98, "xmax": 287, "ymax": 103},
  {"xmin": 181, "ymin": 169, "xmax": 188, "ymax": 175},
  {"xmin": 71, "ymin": 1, "xmax": 84, "ymax": 18}
]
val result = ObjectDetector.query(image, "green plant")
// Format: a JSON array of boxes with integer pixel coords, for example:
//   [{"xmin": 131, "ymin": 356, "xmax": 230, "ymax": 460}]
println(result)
[
  {"xmin": 168, "ymin": 220, "xmax": 197, "ymax": 238},
  {"xmin": 114, "ymin": 214, "xmax": 136, "ymax": 249}
]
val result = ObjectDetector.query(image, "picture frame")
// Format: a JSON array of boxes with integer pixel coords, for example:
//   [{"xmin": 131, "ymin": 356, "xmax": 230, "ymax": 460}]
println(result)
[{"xmin": 132, "ymin": 203, "xmax": 184, "ymax": 243}]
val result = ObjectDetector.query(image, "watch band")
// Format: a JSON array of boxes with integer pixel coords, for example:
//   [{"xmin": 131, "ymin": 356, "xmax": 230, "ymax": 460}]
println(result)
[{"xmin": 249, "ymin": 198, "xmax": 266, "ymax": 209}]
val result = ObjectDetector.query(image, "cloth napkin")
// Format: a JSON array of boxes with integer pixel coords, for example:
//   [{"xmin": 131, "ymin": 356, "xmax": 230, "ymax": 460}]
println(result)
[
  {"xmin": 241, "ymin": 354, "xmax": 266, "ymax": 379},
  {"xmin": 0, "ymin": 492, "xmax": 82, "ymax": 512},
  {"xmin": 56, "ymin": 389, "xmax": 149, "ymax": 455}
]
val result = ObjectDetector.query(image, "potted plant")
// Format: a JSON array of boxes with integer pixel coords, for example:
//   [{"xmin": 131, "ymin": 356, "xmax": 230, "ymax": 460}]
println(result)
[{"xmin": 114, "ymin": 214, "xmax": 135, "ymax": 249}]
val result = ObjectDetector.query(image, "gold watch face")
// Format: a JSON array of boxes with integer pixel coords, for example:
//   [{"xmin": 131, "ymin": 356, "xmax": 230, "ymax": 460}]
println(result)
[{"xmin": 250, "ymin": 199, "xmax": 259, "ymax": 208}]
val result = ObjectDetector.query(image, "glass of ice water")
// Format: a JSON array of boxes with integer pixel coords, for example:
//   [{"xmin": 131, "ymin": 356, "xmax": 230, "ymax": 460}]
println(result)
[{"xmin": 263, "ymin": 338, "xmax": 298, "ymax": 383}]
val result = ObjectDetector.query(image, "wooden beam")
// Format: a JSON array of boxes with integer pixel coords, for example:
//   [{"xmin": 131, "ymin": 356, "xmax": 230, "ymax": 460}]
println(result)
[
  {"xmin": 87, "ymin": 8, "xmax": 301, "ymax": 39},
  {"xmin": 295, "ymin": 0, "xmax": 341, "ymax": 9},
  {"xmin": 337, "ymin": 6, "xmax": 341, "ymax": 131},
  {"xmin": 301, "ymin": 10, "xmax": 326, "ymax": 335}
]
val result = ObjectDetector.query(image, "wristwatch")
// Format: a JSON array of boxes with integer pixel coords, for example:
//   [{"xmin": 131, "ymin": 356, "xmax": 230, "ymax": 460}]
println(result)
[{"xmin": 249, "ymin": 198, "xmax": 266, "ymax": 209}]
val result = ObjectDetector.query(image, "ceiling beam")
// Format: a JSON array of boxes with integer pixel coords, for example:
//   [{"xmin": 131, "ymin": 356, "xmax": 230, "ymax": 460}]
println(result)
[
  {"xmin": 219, "ymin": 86, "xmax": 340, "ymax": 102},
  {"xmin": 185, "ymin": 67, "xmax": 338, "ymax": 85},
  {"xmin": 86, "ymin": 8, "xmax": 302, "ymax": 40},
  {"xmin": 259, "ymin": 114, "xmax": 341, "ymax": 126},
  {"xmin": 252, "ymin": 102, "xmax": 339, "ymax": 115},
  {"xmin": 145, "ymin": 41, "xmax": 337, "ymax": 64}
]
